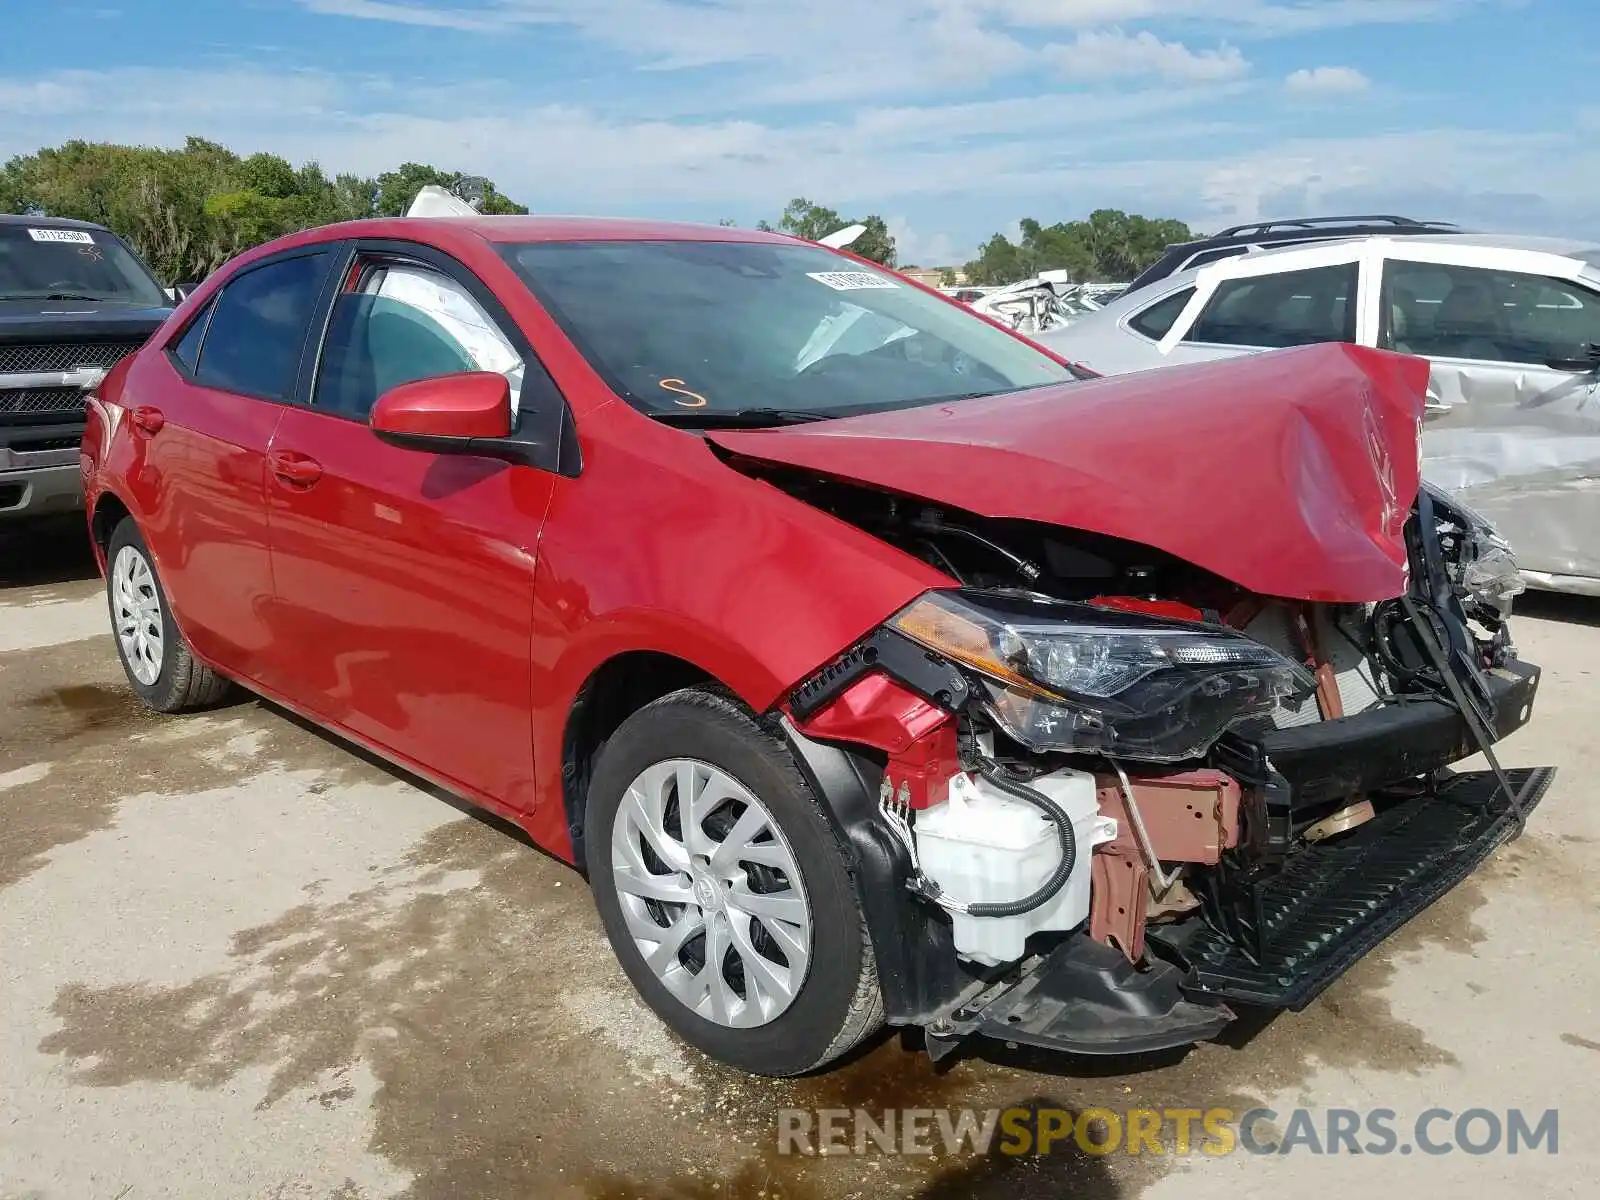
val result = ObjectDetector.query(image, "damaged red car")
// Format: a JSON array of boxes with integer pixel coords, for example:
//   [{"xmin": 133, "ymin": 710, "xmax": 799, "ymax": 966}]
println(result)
[{"xmin": 81, "ymin": 217, "xmax": 1554, "ymax": 1076}]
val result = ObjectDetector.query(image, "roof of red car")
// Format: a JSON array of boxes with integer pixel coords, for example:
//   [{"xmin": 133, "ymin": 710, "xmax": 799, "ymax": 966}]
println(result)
[{"xmin": 283, "ymin": 215, "xmax": 793, "ymax": 248}]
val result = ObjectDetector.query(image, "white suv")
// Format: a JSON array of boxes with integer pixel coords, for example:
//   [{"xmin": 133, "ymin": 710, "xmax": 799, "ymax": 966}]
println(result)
[{"xmin": 1039, "ymin": 234, "xmax": 1600, "ymax": 596}]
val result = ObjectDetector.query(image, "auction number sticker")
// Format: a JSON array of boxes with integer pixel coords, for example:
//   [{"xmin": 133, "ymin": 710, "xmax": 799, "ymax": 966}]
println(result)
[
  {"xmin": 807, "ymin": 271, "xmax": 899, "ymax": 291},
  {"xmin": 27, "ymin": 228, "xmax": 95, "ymax": 244}
]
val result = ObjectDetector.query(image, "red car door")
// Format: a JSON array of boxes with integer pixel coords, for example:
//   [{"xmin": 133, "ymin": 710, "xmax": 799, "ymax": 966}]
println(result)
[
  {"xmin": 120, "ymin": 248, "xmax": 334, "ymax": 679},
  {"xmin": 263, "ymin": 244, "xmax": 559, "ymax": 811}
]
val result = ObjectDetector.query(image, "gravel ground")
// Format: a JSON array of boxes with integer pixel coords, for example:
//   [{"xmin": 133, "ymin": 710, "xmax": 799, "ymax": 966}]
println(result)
[{"xmin": 1, "ymin": 515, "xmax": 1595, "ymax": 1199}]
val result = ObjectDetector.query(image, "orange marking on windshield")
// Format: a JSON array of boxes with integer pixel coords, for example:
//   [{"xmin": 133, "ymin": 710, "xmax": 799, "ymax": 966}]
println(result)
[{"xmin": 659, "ymin": 378, "xmax": 709, "ymax": 408}]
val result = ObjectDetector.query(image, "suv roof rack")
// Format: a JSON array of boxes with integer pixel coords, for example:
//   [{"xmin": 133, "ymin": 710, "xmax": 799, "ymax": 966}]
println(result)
[
  {"xmin": 1122, "ymin": 213, "xmax": 1469, "ymax": 296},
  {"xmin": 1209, "ymin": 215, "xmax": 1461, "ymax": 239}
]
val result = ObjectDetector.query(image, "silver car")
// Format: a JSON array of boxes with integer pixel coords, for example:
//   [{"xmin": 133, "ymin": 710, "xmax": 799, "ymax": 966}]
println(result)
[{"xmin": 1039, "ymin": 234, "xmax": 1600, "ymax": 595}]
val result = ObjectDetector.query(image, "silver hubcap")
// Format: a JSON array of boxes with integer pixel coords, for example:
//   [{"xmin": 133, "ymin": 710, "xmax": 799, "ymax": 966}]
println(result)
[
  {"xmin": 611, "ymin": 758, "xmax": 813, "ymax": 1029},
  {"xmin": 111, "ymin": 545, "xmax": 164, "ymax": 686}
]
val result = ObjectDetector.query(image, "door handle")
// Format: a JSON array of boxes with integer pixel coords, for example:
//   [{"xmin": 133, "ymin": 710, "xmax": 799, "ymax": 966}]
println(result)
[
  {"xmin": 129, "ymin": 405, "xmax": 165, "ymax": 434},
  {"xmin": 269, "ymin": 450, "xmax": 323, "ymax": 487}
]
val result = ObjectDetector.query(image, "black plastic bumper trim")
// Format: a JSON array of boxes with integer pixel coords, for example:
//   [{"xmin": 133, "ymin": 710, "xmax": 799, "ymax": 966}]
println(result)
[
  {"xmin": 925, "ymin": 936, "xmax": 1234, "ymax": 1062},
  {"xmin": 1155, "ymin": 764, "xmax": 1557, "ymax": 1010}
]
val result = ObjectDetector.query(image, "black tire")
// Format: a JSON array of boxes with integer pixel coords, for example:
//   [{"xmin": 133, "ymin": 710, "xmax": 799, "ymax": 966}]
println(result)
[
  {"xmin": 585, "ymin": 687, "xmax": 883, "ymax": 1076},
  {"xmin": 105, "ymin": 517, "xmax": 233, "ymax": 713}
]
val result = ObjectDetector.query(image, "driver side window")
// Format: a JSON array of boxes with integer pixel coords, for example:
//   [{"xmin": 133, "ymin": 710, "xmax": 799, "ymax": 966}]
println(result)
[{"xmin": 315, "ymin": 262, "xmax": 525, "ymax": 421}]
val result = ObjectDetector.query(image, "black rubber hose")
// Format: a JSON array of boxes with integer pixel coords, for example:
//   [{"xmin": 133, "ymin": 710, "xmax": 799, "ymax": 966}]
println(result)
[{"xmin": 960, "ymin": 760, "xmax": 1078, "ymax": 918}]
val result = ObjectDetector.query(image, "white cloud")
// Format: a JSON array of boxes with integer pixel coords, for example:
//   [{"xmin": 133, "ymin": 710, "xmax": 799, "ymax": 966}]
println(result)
[
  {"xmin": 1216, "ymin": 0, "xmax": 1472, "ymax": 35},
  {"xmin": 887, "ymin": 216, "xmax": 957, "ymax": 266},
  {"xmin": 986, "ymin": 0, "xmax": 1477, "ymax": 35},
  {"xmin": 2, "ymin": 0, "xmax": 1587, "ymax": 258},
  {"xmin": 292, "ymin": 0, "xmax": 1481, "ymax": 80},
  {"xmin": 299, "ymin": 0, "xmax": 507, "ymax": 31},
  {"xmin": 0, "ymin": 79, "xmax": 84, "ymax": 115},
  {"xmin": 1285, "ymin": 65, "xmax": 1372, "ymax": 93},
  {"xmin": 5, "ymin": 62, "xmax": 1592, "ymax": 249},
  {"xmin": 1044, "ymin": 28, "xmax": 1249, "ymax": 81},
  {"xmin": 0, "ymin": 68, "xmax": 343, "ymax": 119}
]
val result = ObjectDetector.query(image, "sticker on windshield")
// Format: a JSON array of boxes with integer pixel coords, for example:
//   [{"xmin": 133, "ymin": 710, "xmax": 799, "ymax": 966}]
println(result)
[
  {"xmin": 807, "ymin": 271, "xmax": 899, "ymax": 292},
  {"xmin": 27, "ymin": 228, "xmax": 95, "ymax": 244}
]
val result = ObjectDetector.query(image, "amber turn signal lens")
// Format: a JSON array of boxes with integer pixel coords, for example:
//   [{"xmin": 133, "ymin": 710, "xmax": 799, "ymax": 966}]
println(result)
[{"xmin": 891, "ymin": 595, "xmax": 1062, "ymax": 700}]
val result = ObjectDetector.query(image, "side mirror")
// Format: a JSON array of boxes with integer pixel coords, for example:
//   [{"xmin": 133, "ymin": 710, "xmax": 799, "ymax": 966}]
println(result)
[
  {"xmin": 370, "ymin": 372, "xmax": 513, "ymax": 455},
  {"xmin": 174, "ymin": 281, "xmax": 200, "ymax": 301}
]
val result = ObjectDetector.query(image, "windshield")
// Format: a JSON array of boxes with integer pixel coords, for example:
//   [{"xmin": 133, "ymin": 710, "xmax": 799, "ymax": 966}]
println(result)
[
  {"xmin": 0, "ymin": 225, "xmax": 168, "ymax": 306},
  {"xmin": 502, "ymin": 240, "xmax": 1077, "ymax": 420}
]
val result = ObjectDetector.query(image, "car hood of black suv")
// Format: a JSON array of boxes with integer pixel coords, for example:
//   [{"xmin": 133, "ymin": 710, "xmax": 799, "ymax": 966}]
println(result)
[{"xmin": 0, "ymin": 299, "xmax": 172, "ymax": 345}]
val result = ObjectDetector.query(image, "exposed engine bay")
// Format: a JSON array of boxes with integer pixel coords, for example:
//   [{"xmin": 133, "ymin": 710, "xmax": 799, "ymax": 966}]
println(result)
[{"xmin": 770, "ymin": 462, "xmax": 1554, "ymax": 1061}]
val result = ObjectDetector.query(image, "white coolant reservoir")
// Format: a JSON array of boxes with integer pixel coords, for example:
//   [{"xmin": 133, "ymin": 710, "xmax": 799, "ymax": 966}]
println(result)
[{"xmin": 913, "ymin": 767, "xmax": 1118, "ymax": 966}]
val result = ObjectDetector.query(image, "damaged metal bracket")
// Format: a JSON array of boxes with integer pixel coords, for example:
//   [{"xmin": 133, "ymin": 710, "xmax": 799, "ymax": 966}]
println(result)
[{"xmin": 1400, "ymin": 593, "xmax": 1533, "ymax": 838}]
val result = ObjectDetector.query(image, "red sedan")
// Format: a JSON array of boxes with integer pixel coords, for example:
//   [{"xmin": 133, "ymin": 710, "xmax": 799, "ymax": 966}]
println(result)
[{"xmin": 81, "ymin": 216, "xmax": 1551, "ymax": 1076}]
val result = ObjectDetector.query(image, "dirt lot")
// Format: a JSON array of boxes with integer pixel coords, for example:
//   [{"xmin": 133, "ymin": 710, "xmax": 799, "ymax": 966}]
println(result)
[{"xmin": 2, "ymin": 516, "xmax": 1596, "ymax": 1199}]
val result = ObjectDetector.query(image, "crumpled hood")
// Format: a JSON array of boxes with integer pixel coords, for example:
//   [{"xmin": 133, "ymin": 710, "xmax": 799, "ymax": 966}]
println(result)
[{"xmin": 709, "ymin": 343, "xmax": 1430, "ymax": 603}]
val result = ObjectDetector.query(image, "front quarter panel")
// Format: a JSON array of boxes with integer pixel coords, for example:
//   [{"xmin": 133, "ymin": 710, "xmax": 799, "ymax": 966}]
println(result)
[{"xmin": 524, "ymin": 401, "xmax": 950, "ymax": 853}]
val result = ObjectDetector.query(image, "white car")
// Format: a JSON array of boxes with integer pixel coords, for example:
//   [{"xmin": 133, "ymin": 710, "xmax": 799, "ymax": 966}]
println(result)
[{"xmin": 1039, "ymin": 234, "xmax": 1600, "ymax": 596}]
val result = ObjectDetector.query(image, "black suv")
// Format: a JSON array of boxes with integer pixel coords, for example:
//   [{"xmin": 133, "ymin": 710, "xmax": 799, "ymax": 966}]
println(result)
[
  {"xmin": 1, "ymin": 214, "xmax": 173, "ymax": 520},
  {"xmin": 1123, "ymin": 214, "xmax": 1463, "ymax": 296}
]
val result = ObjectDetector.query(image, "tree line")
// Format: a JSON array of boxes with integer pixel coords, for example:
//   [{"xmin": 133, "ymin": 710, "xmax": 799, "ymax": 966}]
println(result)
[
  {"xmin": 0, "ymin": 138, "xmax": 526, "ymax": 284},
  {"xmin": 751, "ymin": 197, "xmax": 897, "ymax": 266},
  {"xmin": 962, "ymin": 210, "xmax": 1194, "ymax": 285},
  {"xmin": 2, "ymin": 138, "xmax": 1189, "ymax": 287},
  {"xmin": 738, "ymin": 199, "xmax": 1194, "ymax": 285}
]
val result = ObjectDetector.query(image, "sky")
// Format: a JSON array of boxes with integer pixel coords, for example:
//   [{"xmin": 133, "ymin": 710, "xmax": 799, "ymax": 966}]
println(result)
[{"xmin": 1, "ymin": 0, "xmax": 1595, "ymax": 264}]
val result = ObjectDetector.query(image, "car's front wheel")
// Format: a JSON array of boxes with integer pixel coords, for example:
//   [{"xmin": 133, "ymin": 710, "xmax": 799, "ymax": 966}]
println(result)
[
  {"xmin": 585, "ymin": 688, "xmax": 883, "ymax": 1076},
  {"xmin": 106, "ymin": 517, "xmax": 232, "ymax": 713}
]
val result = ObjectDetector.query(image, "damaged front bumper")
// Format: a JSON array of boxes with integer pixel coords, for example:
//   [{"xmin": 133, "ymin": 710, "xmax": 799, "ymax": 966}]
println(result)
[
  {"xmin": 921, "ymin": 936, "xmax": 1233, "ymax": 1063},
  {"xmin": 922, "ymin": 762, "xmax": 1555, "ymax": 1065},
  {"xmin": 784, "ymin": 651, "xmax": 1556, "ymax": 1064},
  {"xmin": 1211, "ymin": 660, "xmax": 1544, "ymax": 840},
  {"xmin": 1152, "ymin": 764, "xmax": 1556, "ymax": 1010}
]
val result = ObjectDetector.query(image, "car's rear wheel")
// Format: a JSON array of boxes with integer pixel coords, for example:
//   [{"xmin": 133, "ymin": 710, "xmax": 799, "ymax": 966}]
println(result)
[
  {"xmin": 585, "ymin": 687, "xmax": 883, "ymax": 1076},
  {"xmin": 106, "ymin": 517, "xmax": 232, "ymax": 713}
]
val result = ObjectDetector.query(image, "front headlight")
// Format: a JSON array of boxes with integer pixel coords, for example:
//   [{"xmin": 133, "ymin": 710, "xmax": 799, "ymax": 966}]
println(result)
[
  {"xmin": 891, "ymin": 590, "xmax": 1316, "ymax": 762},
  {"xmin": 1422, "ymin": 483, "xmax": 1525, "ymax": 616}
]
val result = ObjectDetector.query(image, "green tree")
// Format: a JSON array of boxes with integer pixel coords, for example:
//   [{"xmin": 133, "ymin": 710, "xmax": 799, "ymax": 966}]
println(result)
[
  {"xmin": 2, "ymin": 138, "xmax": 530, "ymax": 283},
  {"xmin": 963, "ymin": 209, "xmax": 1192, "ymax": 286},
  {"xmin": 374, "ymin": 162, "xmax": 526, "ymax": 217},
  {"xmin": 328, "ymin": 173, "xmax": 380, "ymax": 223},
  {"xmin": 762, "ymin": 197, "xmax": 898, "ymax": 266},
  {"xmin": 963, "ymin": 232, "xmax": 1032, "ymax": 286}
]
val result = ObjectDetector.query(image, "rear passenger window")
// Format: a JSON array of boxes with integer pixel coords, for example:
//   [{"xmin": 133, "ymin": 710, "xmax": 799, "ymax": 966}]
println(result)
[
  {"xmin": 1187, "ymin": 262, "xmax": 1357, "ymax": 349},
  {"xmin": 1128, "ymin": 287, "xmax": 1194, "ymax": 340},
  {"xmin": 169, "ymin": 300, "xmax": 214, "ymax": 374},
  {"xmin": 196, "ymin": 253, "xmax": 328, "ymax": 400}
]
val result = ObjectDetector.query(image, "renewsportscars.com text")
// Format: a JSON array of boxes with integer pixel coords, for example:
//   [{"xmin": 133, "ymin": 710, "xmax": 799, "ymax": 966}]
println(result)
[{"xmin": 777, "ymin": 1106, "xmax": 1559, "ymax": 1158}]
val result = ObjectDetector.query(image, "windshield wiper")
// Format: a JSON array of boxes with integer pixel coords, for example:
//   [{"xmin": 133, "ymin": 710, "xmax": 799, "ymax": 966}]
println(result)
[
  {"xmin": 39, "ymin": 292, "xmax": 113, "ymax": 302},
  {"xmin": 651, "ymin": 408, "xmax": 839, "ymax": 428}
]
